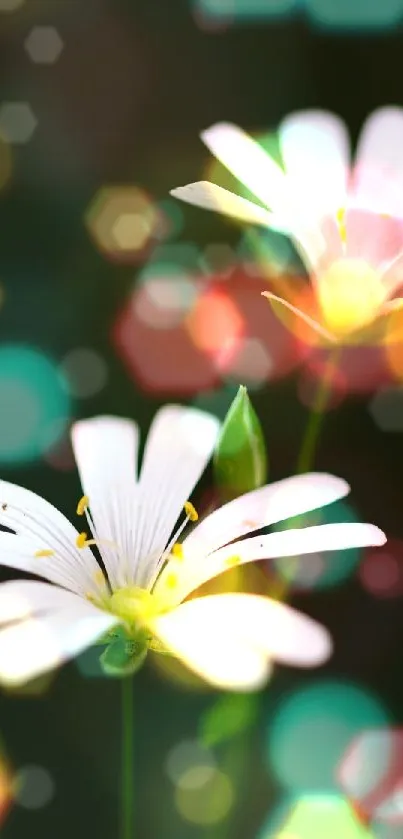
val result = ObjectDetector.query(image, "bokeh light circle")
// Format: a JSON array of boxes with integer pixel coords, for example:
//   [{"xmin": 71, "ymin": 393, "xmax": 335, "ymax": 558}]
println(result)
[
  {"xmin": 0, "ymin": 345, "xmax": 71, "ymax": 465},
  {"xmin": 266, "ymin": 679, "xmax": 390, "ymax": 792},
  {"xmin": 165, "ymin": 739, "xmax": 216, "ymax": 785},
  {"xmin": 359, "ymin": 541, "xmax": 403, "ymax": 599},
  {"xmin": 174, "ymin": 767, "xmax": 233, "ymax": 825},
  {"xmin": 59, "ymin": 347, "xmax": 108, "ymax": 399},
  {"xmin": 15, "ymin": 765, "xmax": 54, "ymax": 809},
  {"xmin": 186, "ymin": 287, "xmax": 245, "ymax": 364},
  {"xmin": 86, "ymin": 186, "xmax": 160, "ymax": 264}
]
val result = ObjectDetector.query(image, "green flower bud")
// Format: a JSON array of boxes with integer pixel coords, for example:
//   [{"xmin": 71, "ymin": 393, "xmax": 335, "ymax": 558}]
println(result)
[{"xmin": 214, "ymin": 385, "xmax": 268, "ymax": 501}]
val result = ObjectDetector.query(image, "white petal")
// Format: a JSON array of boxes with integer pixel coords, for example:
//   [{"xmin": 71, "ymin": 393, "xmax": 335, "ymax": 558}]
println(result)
[
  {"xmin": 71, "ymin": 416, "xmax": 139, "ymax": 590},
  {"xmin": 219, "ymin": 594, "xmax": 331, "ymax": 667},
  {"xmin": 279, "ymin": 110, "xmax": 350, "ymax": 220},
  {"xmin": 0, "ymin": 542, "xmax": 95, "ymax": 600},
  {"xmin": 148, "ymin": 595, "xmax": 271, "ymax": 691},
  {"xmin": 200, "ymin": 121, "xmax": 340, "ymax": 273},
  {"xmin": 0, "ymin": 481, "xmax": 101, "ymax": 596},
  {"xmin": 183, "ymin": 473, "xmax": 350, "ymax": 558},
  {"xmin": 262, "ymin": 292, "xmax": 337, "ymax": 343},
  {"xmin": 156, "ymin": 522, "xmax": 385, "ymax": 605},
  {"xmin": 352, "ymin": 107, "xmax": 403, "ymax": 216},
  {"xmin": 170, "ymin": 182, "xmax": 274, "ymax": 227},
  {"xmin": 0, "ymin": 602, "xmax": 116, "ymax": 685},
  {"xmin": 201, "ymin": 122, "xmax": 290, "ymax": 216},
  {"xmin": 135, "ymin": 406, "xmax": 220, "ymax": 586},
  {"xmin": 0, "ymin": 580, "xmax": 88, "ymax": 623}
]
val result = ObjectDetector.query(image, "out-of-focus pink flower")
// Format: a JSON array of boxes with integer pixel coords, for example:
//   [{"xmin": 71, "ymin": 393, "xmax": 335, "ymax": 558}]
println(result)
[{"xmin": 172, "ymin": 108, "xmax": 403, "ymax": 346}]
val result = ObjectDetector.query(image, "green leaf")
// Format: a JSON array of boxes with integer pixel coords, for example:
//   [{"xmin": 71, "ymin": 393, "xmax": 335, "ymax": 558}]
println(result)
[
  {"xmin": 213, "ymin": 385, "xmax": 268, "ymax": 501},
  {"xmin": 100, "ymin": 630, "xmax": 148, "ymax": 678},
  {"xmin": 199, "ymin": 693, "xmax": 258, "ymax": 748}
]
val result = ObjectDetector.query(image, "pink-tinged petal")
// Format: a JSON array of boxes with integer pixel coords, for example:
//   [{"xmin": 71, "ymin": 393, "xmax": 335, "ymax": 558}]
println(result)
[
  {"xmin": 231, "ymin": 595, "xmax": 332, "ymax": 667},
  {"xmin": 0, "ymin": 600, "xmax": 117, "ymax": 686},
  {"xmin": 317, "ymin": 215, "xmax": 345, "ymax": 270},
  {"xmin": 148, "ymin": 594, "xmax": 271, "ymax": 690},
  {"xmin": 279, "ymin": 110, "xmax": 350, "ymax": 221},
  {"xmin": 201, "ymin": 122, "xmax": 291, "ymax": 217},
  {"xmin": 345, "ymin": 209, "xmax": 403, "ymax": 269},
  {"xmin": 170, "ymin": 182, "xmax": 274, "ymax": 227},
  {"xmin": 262, "ymin": 292, "xmax": 337, "ymax": 343},
  {"xmin": 156, "ymin": 522, "xmax": 385, "ymax": 606},
  {"xmin": 133, "ymin": 405, "xmax": 220, "ymax": 587},
  {"xmin": 183, "ymin": 473, "xmax": 350, "ymax": 558},
  {"xmin": 71, "ymin": 415, "xmax": 139, "ymax": 590},
  {"xmin": 352, "ymin": 107, "xmax": 403, "ymax": 217}
]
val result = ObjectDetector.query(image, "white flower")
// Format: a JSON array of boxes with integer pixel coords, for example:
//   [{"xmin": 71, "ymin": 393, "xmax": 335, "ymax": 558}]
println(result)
[
  {"xmin": 171, "ymin": 108, "xmax": 403, "ymax": 342},
  {"xmin": 0, "ymin": 405, "xmax": 385, "ymax": 690}
]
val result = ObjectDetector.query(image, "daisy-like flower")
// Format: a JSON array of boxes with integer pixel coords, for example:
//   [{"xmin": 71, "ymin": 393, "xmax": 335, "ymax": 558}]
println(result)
[
  {"xmin": 171, "ymin": 107, "xmax": 403, "ymax": 344},
  {"xmin": 0, "ymin": 406, "xmax": 385, "ymax": 690}
]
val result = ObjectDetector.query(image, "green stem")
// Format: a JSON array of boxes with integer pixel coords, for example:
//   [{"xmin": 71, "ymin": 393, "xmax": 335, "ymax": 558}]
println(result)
[
  {"xmin": 121, "ymin": 677, "xmax": 134, "ymax": 839},
  {"xmin": 206, "ymin": 348, "xmax": 341, "ymax": 839},
  {"xmin": 296, "ymin": 349, "xmax": 340, "ymax": 474}
]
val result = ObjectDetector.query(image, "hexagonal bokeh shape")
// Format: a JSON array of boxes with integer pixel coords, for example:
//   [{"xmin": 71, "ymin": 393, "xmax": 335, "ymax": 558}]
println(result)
[
  {"xmin": 24, "ymin": 26, "xmax": 64, "ymax": 64},
  {"xmin": 258, "ymin": 793, "xmax": 374, "ymax": 839},
  {"xmin": 113, "ymin": 263, "xmax": 305, "ymax": 397},
  {"xmin": 86, "ymin": 186, "xmax": 161, "ymax": 264},
  {"xmin": 0, "ymin": 102, "xmax": 37, "ymax": 145}
]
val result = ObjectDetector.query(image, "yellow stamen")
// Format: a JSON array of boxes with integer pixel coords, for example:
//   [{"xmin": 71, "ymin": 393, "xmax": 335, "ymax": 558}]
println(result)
[
  {"xmin": 86, "ymin": 592, "xmax": 97, "ymax": 604},
  {"xmin": 76, "ymin": 531, "xmax": 88, "ymax": 549},
  {"xmin": 34, "ymin": 549, "xmax": 55, "ymax": 558},
  {"xmin": 171, "ymin": 543, "xmax": 184, "ymax": 560},
  {"xmin": 225, "ymin": 554, "xmax": 241, "ymax": 568},
  {"xmin": 76, "ymin": 495, "xmax": 89, "ymax": 516},
  {"xmin": 336, "ymin": 208, "xmax": 347, "ymax": 243},
  {"xmin": 166, "ymin": 572, "xmax": 178, "ymax": 589},
  {"xmin": 184, "ymin": 501, "xmax": 198, "ymax": 522},
  {"xmin": 93, "ymin": 569, "xmax": 106, "ymax": 587}
]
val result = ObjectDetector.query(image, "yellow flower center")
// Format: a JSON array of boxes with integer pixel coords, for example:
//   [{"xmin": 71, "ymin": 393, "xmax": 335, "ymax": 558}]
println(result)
[
  {"xmin": 108, "ymin": 586, "xmax": 171, "ymax": 626},
  {"xmin": 317, "ymin": 258, "xmax": 386, "ymax": 337}
]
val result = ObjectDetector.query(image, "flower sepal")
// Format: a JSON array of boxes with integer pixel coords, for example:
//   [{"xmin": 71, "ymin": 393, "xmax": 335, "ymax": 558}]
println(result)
[
  {"xmin": 94, "ymin": 627, "xmax": 122, "ymax": 647},
  {"xmin": 99, "ymin": 625, "xmax": 148, "ymax": 678}
]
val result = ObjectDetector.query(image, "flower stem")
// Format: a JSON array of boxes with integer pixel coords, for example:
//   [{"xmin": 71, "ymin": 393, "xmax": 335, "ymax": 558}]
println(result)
[
  {"xmin": 121, "ymin": 677, "xmax": 134, "ymax": 839},
  {"xmin": 296, "ymin": 348, "xmax": 340, "ymax": 474}
]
